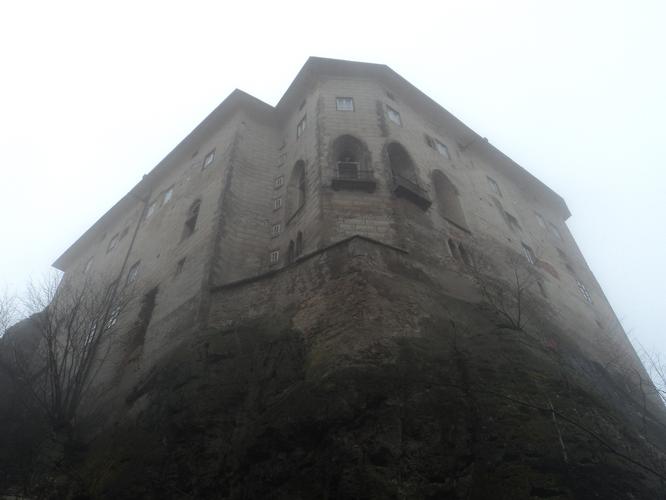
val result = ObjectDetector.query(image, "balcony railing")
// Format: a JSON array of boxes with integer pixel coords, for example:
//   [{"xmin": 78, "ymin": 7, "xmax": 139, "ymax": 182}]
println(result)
[
  {"xmin": 332, "ymin": 162, "xmax": 376, "ymax": 192},
  {"xmin": 392, "ymin": 173, "xmax": 432, "ymax": 210}
]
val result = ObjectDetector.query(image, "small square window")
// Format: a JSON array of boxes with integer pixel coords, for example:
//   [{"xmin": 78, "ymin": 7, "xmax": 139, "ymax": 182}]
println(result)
[
  {"xmin": 386, "ymin": 105, "xmax": 402, "ymax": 126},
  {"xmin": 163, "ymin": 186, "xmax": 174, "ymax": 205},
  {"xmin": 270, "ymin": 250, "xmax": 280, "ymax": 264},
  {"xmin": 336, "ymin": 97, "xmax": 354, "ymax": 111},
  {"xmin": 203, "ymin": 149, "xmax": 216, "ymax": 169},
  {"xmin": 549, "ymin": 222, "xmax": 563, "ymax": 240},
  {"xmin": 577, "ymin": 280, "xmax": 593, "ymax": 304},
  {"xmin": 271, "ymin": 223, "xmax": 281, "ymax": 237},
  {"xmin": 487, "ymin": 176, "xmax": 502, "ymax": 197},
  {"xmin": 521, "ymin": 243, "xmax": 536, "ymax": 265},
  {"xmin": 296, "ymin": 116, "xmax": 307, "ymax": 138},
  {"xmin": 274, "ymin": 175, "xmax": 284, "ymax": 188},
  {"xmin": 273, "ymin": 197, "xmax": 283, "ymax": 210},
  {"xmin": 126, "ymin": 260, "xmax": 140, "ymax": 284}
]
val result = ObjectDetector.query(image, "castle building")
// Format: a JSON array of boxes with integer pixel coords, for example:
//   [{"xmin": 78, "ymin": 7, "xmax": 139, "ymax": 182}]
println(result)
[
  {"xmin": 47, "ymin": 57, "xmax": 661, "ymax": 498},
  {"xmin": 54, "ymin": 57, "xmax": 608, "ymax": 347}
]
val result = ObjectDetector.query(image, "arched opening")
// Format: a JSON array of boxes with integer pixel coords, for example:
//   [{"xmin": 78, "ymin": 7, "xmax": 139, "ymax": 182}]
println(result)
[
  {"xmin": 295, "ymin": 231, "xmax": 303, "ymax": 257},
  {"xmin": 432, "ymin": 170, "xmax": 468, "ymax": 231},
  {"xmin": 331, "ymin": 135, "xmax": 375, "ymax": 191},
  {"xmin": 387, "ymin": 142, "xmax": 431, "ymax": 209},
  {"xmin": 387, "ymin": 142, "xmax": 417, "ymax": 182},
  {"xmin": 286, "ymin": 161, "xmax": 306, "ymax": 221}
]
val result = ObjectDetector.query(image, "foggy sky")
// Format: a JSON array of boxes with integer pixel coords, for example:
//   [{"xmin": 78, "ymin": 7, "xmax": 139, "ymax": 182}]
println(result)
[{"xmin": 1, "ymin": 1, "xmax": 664, "ymax": 355}]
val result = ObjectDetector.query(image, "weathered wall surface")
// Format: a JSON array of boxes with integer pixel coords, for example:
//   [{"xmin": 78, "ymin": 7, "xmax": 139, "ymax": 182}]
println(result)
[{"xmin": 66, "ymin": 237, "xmax": 666, "ymax": 499}]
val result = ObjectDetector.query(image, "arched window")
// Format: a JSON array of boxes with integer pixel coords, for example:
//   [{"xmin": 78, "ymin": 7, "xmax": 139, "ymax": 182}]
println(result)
[
  {"xmin": 387, "ymin": 142, "xmax": 431, "ymax": 209},
  {"xmin": 287, "ymin": 240, "xmax": 295, "ymax": 264},
  {"xmin": 182, "ymin": 199, "xmax": 201, "ymax": 239},
  {"xmin": 286, "ymin": 161, "xmax": 306, "ymax": 221},
  {"xmin": 432, "ymin": 170, "xmax": 468, "ymax": 231},
  {"xmin": 331, "ymin": 135, "xmax": 375, "ymax": 191},
  {"xmin": 387, "ymin": 142, "xmax": 417, "ymax": 182},
  {"xmin": 295, "ymin": 231, "xmax": 303, "ymax": 257}
]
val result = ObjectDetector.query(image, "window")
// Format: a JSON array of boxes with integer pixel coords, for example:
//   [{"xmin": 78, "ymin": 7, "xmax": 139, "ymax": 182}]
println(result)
[
  {"xmin": 448, "ymin": 239, "xmax": 460, "ymax": 260},
  {"xmin": 163, "ymin": 186, "xmax": 174, "ymax": 205},
  {"xmin": 107, "ymin": 233, "xmax": 119, "ymax": 253},
  {"xmin": 505, "ymin": 211, "xmax": 522, "ymax": 231},
  {"xmin": 83, "ymin": 257, "xmax": 94, "ymax": 274},
  {"xmin": 146, "ymin": 200, "xmax": 158, "ymax": 219},
  {"xmin": 120, "ymin": 226, "xmax": 129, "ymax": 240},
  {"xmin": 424, "ymin": 135, "xmax": 450, "ymax": 159},
  {"xmin": 435, "ymin": 140, "xmax": 450, "ymax": 159},
  {"xmin": 175, "ymin": 257, "xmax": 186, "ymax": 276},
  {"xmin": 388, "ymin": 142, "xmax": 431, "ymax": 209},
  {"xmin": 549, "ymin": 222, "xmax": 563, "ymax": 240},
  {"xmin": 487, "ymin": 176, "xmax": 502, "ymax": 197},
  {"xmin": 432, "ymin": 171, "xmax": 468, "ymax": 230},
  {"xmin": 270, "ymin": 250, "xmax": 279, "ymax": 264},
  {"xmin": 521, "ymin": 243, "xmax": 536, "ymax": 265},
  {"xmin": 271, "ymin": 223, "xmax": 281, "ymax": 237},
  {"xmin": 296, "ymin": 231, "xmax": 303, "ymax": 256},
  {"xmin": 299, "ymin": 99, "xmax": 306, "ymax": 111},
  {"xmin": 274, "ymin": 175, "xmax": 284, "ymax": 189},
  {"xmin": 273, "ymin": 197, "xmax": 283, "ymax": 210},
  {"xmin": 279, "ymin": 152, "xmax": 287, "ymax": 165},
  {"xmin": 577, "ymin": 280, "xmax": 593, "ymax": 304},
  {"xmin": 459, "ymin": 243, "xmax": 473, "ymax": 267},
  {"xmin": 386, "ymin": 105, "xmax": 402, "ymax": 126},
  {"xmin": 286, "ymin": 161, "xmax": 306, "ymax": 220},
  {"xmin": 126, "ymin": 260, "xmax": 140, "ymax": 284},
  {"xmin": 182, "ymin": 199, "xmax": 201, "ymax": 239},
  {"xmin": 537, "ymin": 281, "xmax": 547, "ymax": 297},
  {"xmin": 535, "ymin": 213, "xmax": 546, "ymax": 228},
  {"xmin": 203, "ymin": 149, "xmax": 216, "ymax": 169},
  {"xmin": 336, "ymin": 97, "xmax": 354, "ymax": 111},
  {"xmin": 287, "ymin": 240, "xmax": 295, "ymax": 263},
  {"xmin": 296, "ymin": 115, "xmax": 307, "ymax": 138},
  {"xmin": 105, "ymin": 303, "xmax": 121, "ymax": 330},
  {"xmin": 386, "ymin": 90, "xmax": 396, "ymax": 101},
  {"xmin": 331, "ymin": 134, "xmax": 376, "ymax": 191}
]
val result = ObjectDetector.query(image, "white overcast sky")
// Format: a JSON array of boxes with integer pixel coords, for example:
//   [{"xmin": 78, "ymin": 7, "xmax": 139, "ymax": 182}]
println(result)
[{"xmin": 1, "ymin": 1, "xmax": 664, "ymax": 353}]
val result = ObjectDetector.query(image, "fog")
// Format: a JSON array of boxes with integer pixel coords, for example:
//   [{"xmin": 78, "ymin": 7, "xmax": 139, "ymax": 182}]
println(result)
[{"xmin": 1, "ymin": 1, "xmax": 664, "ymax": 355}]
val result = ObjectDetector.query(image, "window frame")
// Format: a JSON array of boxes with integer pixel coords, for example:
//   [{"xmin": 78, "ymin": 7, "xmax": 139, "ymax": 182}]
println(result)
[
  {"xmin": 126, "ymin": 260, "xmax": 140, "ymax": 284},
  {"xmin": 487, "ymin": 176, "xmax": 502, "ymax": 197},
  {"xmin": 296, "ymin": 115, "xmax": 307, "ymax": 138},
  {"xmin": 386, "ymin": 105, "xmax": 402, "ymax": 126},
  {"xmin": 269, "ymin": 250, "xmax": 280, "ymax": 264},
  {"xmin": 202, "ymin": 149, "xmax": 216, "ymax": 169},
  {"xmin": 335, "ymin": 97, "xmax": 354, "ymax": 111},
  {"xmin": 521, "ymin": 243, "xmax": 536, "ymax": 265}
]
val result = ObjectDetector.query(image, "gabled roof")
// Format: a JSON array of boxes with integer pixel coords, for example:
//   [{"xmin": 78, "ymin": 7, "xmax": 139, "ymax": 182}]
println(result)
[{"xmin": 54, "ymin": 56, "xmax": 570, "ymax": 271}]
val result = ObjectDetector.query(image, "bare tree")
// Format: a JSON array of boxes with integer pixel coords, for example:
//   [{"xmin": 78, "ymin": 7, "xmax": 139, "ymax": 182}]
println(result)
[
  {"xmin": 1, "ymin": 272, "xmax": 132, "ymax": 431},
  {"xmin": 471, "ymin": 252, "xmax": 541, "ymax": 331},
  {"xmin": 0, "ymin": 288, "xmax": 17, "ymax": 338}
]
